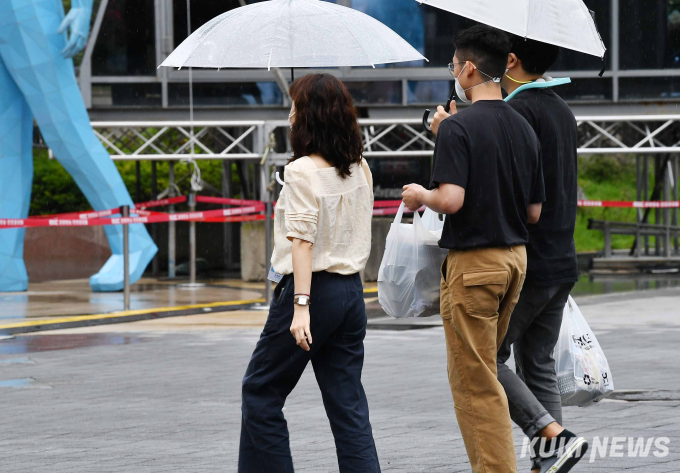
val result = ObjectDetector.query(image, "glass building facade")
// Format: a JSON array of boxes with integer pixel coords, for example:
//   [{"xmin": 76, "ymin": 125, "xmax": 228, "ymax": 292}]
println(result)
[{"xmin": 85, "ymin": 0, "xmax": 680, "ymax": 108}]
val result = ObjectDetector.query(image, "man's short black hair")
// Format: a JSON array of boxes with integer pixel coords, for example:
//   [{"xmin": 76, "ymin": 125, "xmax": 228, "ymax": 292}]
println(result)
[
  {"xmin": 510, "ymin": 35, "xmax": 560, "ymax": 75},
  {"xmin": 453, "ymin": 25, "xmax": 512, "ymax": 79}
]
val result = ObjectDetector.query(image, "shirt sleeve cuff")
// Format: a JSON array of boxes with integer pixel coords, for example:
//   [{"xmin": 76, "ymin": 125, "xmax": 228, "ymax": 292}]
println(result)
[
  {"xmin": 286, "ymin": 231, "xmax": 316, "ymax": 244},
  {"xmin": 286, "ymin": 214, "xmax": 318, "ymax": 224},
  {"xmin": 430, "ymin": 178, "xmax": 466, "ymax": 190}
]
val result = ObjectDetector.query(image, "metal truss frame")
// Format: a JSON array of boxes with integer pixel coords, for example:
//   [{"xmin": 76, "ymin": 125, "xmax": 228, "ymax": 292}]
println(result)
[
  {"xmin": 90, "ymin": 121, "xmax": 265, "ymax": 161},
  {"xmin": 92, "ymin": 116, "xmax": 680, "ymax": 163}
]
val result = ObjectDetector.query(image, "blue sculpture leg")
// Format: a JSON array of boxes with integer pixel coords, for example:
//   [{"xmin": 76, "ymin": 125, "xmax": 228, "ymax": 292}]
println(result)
[
  {"xmin": 0, "ymin": 59, "xmax": 33, "ymax": 292},
  {"xmin": 0, "ymin": 0, "xmax": 157, "ymax": 292}
]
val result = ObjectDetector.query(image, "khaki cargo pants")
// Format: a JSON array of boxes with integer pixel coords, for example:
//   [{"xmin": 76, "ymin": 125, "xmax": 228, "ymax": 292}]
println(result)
[{"xmin": 440, "ymin": 246, "xmax": 527, "ymax": 473}]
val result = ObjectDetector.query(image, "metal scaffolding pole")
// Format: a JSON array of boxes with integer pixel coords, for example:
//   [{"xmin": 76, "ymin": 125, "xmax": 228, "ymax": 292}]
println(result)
[
  {"xmin": 222, "ymin": 160, "xmax": 234, "ymax": 270},
  {"xmin": 675, "ymin": 155, "xmax": 679, "ymax": 254},
  {"xmin": 189, "ymin": 192, "xmax": 197, "ymax": 284},
  {"xmin": 655, "ymin": 157, "xmax": 661, "ymax": 256},
  {"xmin": 168, "ymin": 161, "xmax": 176, "ymax": 279},
  {"xmin": 151, "ymin": 161, "xmax": 160, "ymax": 276},
  {"xmin": 121, "ymin": 205, "xmax": 130, "ymax": 311},
  {"xmin": 644, "ymin": 156, "xmax": 649, "ymax": 255},
  {"xmin": 179, "ymin": 192, "xmax": 206, "ymax": 290},
  {"xmin": 265, "ymin": 199, "xmax": 273, "ymax": 304},
  {"xmin": 664, "ymin": 156, "xmax": 671, "ymax": 257},
  {"xmin": 262, "ymin": 136, "xmax": 273, "ymax": 305},
  {"xmin": 135, "ymin": 160, "xmax": 141, "ymax": 203}
]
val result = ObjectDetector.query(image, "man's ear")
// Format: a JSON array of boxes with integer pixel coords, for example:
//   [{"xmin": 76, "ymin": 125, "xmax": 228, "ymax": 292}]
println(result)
[
  {"xmin": 465, "ymin": 61, "xmax": 476, "ymax": 78},
  {"xmin": 506, "ymin": 53, "xmax": 519, "ymax": 71}
]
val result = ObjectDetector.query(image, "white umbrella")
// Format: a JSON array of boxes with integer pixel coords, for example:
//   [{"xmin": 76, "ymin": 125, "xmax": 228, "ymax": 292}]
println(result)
[
  {"xmin": 161, "ymin": 0, "xmax": 427, "ymax": 69},
  {"xmin": 416, "ymin": 0, "xmax": 606, "ymax": 58},
  {"xmin": 417, "ymin": 0, "xmax": 606, "ymax": 133}
]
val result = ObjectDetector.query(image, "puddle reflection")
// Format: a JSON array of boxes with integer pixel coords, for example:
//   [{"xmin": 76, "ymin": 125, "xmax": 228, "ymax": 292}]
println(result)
[
  {"xmin": 0, "ymin": 334, "xmax": 145, "ymax": 354},
  {"xmin": 0, "ymin": 378, "xmax": 51, "ymax": 389},
  {"xmin": 0, "ymin": 281, "xmax": 242, "ymax": 322},
  {"xmin": 572, "ymin": 273, "xmax": 680, "ymax": 296}
]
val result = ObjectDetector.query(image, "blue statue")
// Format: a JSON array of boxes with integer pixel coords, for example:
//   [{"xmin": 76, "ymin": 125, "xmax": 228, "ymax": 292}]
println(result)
[
  {"xmin": 351, "ymin": 0, "xmax": 425, "ymax": 67},
  {"xmin": 0, "ymin": 0, "xmax": 158, "ymax": 292}
]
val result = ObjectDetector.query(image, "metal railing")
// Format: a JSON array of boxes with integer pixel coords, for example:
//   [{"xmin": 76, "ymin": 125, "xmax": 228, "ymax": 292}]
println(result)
[
  {"xmin": 92, "ymin": 116, "xmax": 680, "ymax": 161},
  {"xmin": 359, "ymin": 116, "xmax": 680, "ymax": 156},
  {"xmin": 250, "ymin": 116, "xmax": 680, "ymax": 165},
  {"xmin": 576, "ymin": 115, "xmax": 680, "ymax": 154},
  {"xmin": 91, "ymin": 121, "xmax": 266, "ymax": 161}
]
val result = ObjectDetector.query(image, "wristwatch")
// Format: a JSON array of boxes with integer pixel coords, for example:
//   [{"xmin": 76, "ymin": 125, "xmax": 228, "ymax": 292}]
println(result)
[{"xmin": 294, "ymin": 294, "xmax": 311, "ymax": 306}]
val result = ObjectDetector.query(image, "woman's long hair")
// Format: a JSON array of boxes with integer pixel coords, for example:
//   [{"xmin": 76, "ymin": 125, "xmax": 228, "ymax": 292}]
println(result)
[{"xmin": 289, "ymin": 74, "xmax": 363, "ymax": 179}]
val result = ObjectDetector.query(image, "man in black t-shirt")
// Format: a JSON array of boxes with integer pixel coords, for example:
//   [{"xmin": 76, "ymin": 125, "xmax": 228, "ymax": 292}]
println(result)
[
  {"xmin": 498, "ymin": 37, "xmax": 587, "ymax": 473},
  {"xmin": 431, "ymin": 37, "xmax": 589, "ymax": 473},
  {"xmin": 402, "ymin": 25, "xmax": 544, "ymax": 473}
]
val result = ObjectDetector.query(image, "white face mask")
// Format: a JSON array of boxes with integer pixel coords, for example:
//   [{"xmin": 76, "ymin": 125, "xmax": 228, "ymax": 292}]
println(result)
[
  {"xmin": 454, "ymin": 63, "xmax": 505, "ymax": 103},
  {"xmin": 288, "ymin": 110, "xmax": 296, "ymax": 130},
  {"xmin": 454, "ymin": 64, "xmax": 472, "ymax": 103}
]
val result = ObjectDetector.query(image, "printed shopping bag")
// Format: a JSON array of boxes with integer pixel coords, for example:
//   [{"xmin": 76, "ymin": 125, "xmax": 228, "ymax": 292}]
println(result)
[{"xmin": 554, "ymin": 296, "xmax": 614, "ymax": 407}]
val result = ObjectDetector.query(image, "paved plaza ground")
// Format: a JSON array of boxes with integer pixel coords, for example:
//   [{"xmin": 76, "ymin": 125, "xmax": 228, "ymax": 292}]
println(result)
[
  {"xmin": 0, "ymin": 288, "xmax": 679, "ymax": 472},
  {"xmin": 0, "ymin": 277, "xmax": 266, "ymax": 324}
]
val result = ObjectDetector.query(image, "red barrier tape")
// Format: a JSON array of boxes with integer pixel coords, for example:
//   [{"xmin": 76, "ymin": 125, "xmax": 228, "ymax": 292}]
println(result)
[
  {"xmin": 373, "ymin": 201, "xmax": 680, "ymax": 215},
  {"xmin": 0, "ymin": 205, "xmax": 264, "ymax": 229},
  {"xmin": 200, "ymin": 214, "xmax": 267, "ymax": 223},
  {"xmin": 372, "ymin": 205, "xmax": 425, "ymax": 216},
  {"xmin": 578, "ymin": 200, "xmax": 680, "ymax": 208},
  {"xmin": 30, "ymin": 208, "xmax": 118, "ymax": 220},
  {"xmin": 136, "ymin": 195, "xmax": 188, "ymax": 209},
  {"xmin": 375, "ymin": 201, "xmax": 680, "ymax": 213},
  {"xmin": 28, "ymin": 195, "xmax": 189, "ymax": 221},
  {"xmin": 373, "ymin": 200, "xmax": 404, "ymax": 208},
  {"xmin": 9, "ymin": 197, "xmax": 680, "ymax": 230},
  {"xmin": 195, "ymin": 195, "xmax": 265, "ymax": 207}
]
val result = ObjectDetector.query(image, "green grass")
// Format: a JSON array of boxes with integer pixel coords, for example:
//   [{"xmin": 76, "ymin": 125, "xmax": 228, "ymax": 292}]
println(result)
[
  {"xmin": 29, "ymin": 149, "xmax": 246, "ymax": 216},
  {"xmin": 575, "ymin": 155, "xmax": 662, "ymax": 252}
]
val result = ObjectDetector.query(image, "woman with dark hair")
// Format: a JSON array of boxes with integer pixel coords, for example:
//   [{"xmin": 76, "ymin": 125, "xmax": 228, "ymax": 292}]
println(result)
[{"xmin": 239, "ymin": 73, "xmax": 379, "ymax": 473}]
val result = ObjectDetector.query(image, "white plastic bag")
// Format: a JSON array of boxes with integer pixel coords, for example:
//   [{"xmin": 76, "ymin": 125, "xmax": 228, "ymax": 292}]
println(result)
[
  {"xmin": 378, "ymin": 203, "xmax": 449, "ymax": 318},
  {"xmin": 553, "ymin": 296, "xmax": 614, "ymax": 407},
  {"xmin": 421, "ymin": 206, "xmax": 445, "ymax": 232}
]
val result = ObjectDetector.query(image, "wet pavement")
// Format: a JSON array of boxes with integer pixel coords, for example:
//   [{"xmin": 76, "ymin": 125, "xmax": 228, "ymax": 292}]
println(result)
[
  {"xmin": 2, "ymin": 272, "xmax": 679, "ymax": 334},
  {"xmin": 0, "ymin": 334, "xmax": 147, "ymax": 354},
  {"xmin": 0, "ymin": 288, "xmax": 679, "ymax": 472},
  {"xmin": 0, "ymin": 277, "xmax": 266, "ymax": 326}
]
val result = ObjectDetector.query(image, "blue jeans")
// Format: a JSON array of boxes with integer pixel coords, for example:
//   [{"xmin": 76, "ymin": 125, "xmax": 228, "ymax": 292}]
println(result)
[{"xmin": 239, "ymin": 271, "xmax": 380, "ymax": 473}]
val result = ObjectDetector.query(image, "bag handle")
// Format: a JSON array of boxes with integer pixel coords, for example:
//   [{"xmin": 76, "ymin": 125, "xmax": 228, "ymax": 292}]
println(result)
[
  {"xmin": 394, "ymin": 202, "xmax": 406, "ymax": 224},
  {"xmin": 567, "ymin": 295, "xmax": 576, "ymax": 310},
  {"xmin": 394, "ymin": 202, "xmax": 425, "ymax": 225},
  {"xmin": 413, "ymin": 204, "xmax": 423, "ymax": 226}
]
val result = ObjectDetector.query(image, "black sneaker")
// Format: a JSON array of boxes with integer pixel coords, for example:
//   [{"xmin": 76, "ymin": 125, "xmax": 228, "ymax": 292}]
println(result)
[{"xmin": 545, "ymin": 436, "xmax": 589, "ymax": 473}]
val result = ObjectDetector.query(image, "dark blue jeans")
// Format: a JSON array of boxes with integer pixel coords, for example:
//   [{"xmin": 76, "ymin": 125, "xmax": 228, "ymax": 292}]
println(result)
[{"xmin": 239, "ymin": 271, "xmax": 380, "ymax": 473}]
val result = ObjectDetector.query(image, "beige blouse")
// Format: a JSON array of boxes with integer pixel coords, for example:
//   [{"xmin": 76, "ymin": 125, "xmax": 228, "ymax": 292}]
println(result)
[{"xmin": 271, "ymin": 156, "xmax": 374, "ymax": 276}]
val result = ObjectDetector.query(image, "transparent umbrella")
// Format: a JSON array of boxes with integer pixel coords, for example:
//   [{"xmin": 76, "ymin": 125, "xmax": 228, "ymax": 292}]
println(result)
[
  {"xmin": 160, "ymin": 0, "xmax": 427, "ymax": 70},
  {"xmin": 416, "ymin": 0, "xmax": 607, "ymax": 132},
  {"xmin": 416, "ymin": 0, "xmax": 606, "ymax": 58}
]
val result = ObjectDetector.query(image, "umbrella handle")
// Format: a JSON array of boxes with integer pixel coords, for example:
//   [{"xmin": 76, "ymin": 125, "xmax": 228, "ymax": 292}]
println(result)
[
  {"xmin": 422, "ymin": 109, "xmax": 433, "ymax": 134},
  {"xmin": 423, "ymin": 87, "xmax": 456, "ymax": 135}
]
